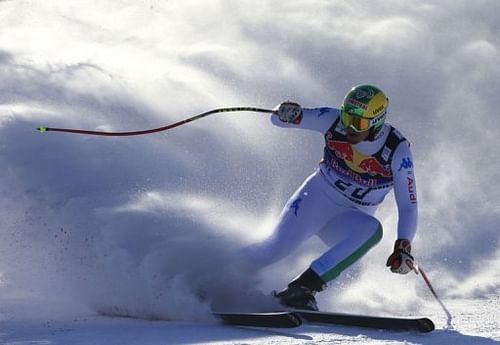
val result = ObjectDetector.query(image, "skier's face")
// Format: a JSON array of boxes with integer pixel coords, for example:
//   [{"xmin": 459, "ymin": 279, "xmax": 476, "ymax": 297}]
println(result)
[{"xmin": 345, "ymin": 127, "xmax": 370, "ymax": 144}]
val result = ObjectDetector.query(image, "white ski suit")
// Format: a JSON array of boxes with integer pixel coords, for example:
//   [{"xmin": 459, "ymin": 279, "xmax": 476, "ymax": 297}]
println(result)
[{"xmin": 245, "ymin": 107, "xmax": 418, "ymax": 283}]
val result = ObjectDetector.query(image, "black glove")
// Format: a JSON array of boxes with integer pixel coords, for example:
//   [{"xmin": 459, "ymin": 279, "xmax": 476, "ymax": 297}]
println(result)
[
  {"xmin": 386, "ymin": 239, "xmax": 414, "ymax": 274},
  {"xmin": 275, "ymin": 101, "xmax": 303, "ymax": 124}
]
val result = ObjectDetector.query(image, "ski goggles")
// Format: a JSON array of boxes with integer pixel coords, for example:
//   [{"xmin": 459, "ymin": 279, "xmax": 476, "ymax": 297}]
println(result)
[{"xmin": 340, "ymin": 108, "xmax": 386, "ymax": 132}]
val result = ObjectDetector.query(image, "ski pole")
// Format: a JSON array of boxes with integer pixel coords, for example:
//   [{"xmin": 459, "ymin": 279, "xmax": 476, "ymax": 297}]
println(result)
[
  {"xmin": 414, "ymin": 264, "xmax": 453, "ymax": 328},
  {"xmin": 37, "ymin": 107, "xmax": 274, "ymax": 137}
]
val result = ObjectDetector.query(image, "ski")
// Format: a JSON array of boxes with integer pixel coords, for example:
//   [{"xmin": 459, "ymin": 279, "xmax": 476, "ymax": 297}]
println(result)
[
  {"xmin": 296, "ymin": 310, "xmax": 435, "ymax": 333},
  {"xmin": 213, "ymin": 311, "xmax": 302, "ymax": 328},
  {"xmin": 213, "ymin": 310, "xmax": 434, "ymax": 332}
]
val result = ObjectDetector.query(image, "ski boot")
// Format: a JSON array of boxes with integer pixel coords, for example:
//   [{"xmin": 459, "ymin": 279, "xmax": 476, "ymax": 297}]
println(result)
[{"xmin": 275, "ymin": 268, "xmax": 326, "ymax": 311}]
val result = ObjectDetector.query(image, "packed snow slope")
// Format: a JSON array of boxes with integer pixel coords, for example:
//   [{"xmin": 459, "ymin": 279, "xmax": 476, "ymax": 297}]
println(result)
[{"xmin": 0, "ymin": 0, "xmax": 498, "ymax": 344}]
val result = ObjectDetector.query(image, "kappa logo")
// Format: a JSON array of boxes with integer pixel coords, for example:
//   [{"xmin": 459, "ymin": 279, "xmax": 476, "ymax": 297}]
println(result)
[
  {"xmin": 289, "ymin": 197, "xmax": 303, "ymax": 216},
  {"xmin": 355, "ymin": 88, "xmax": 375, "ymax": 99},
  {"xmin": 398, "ymin": 157, "xmax": 413, "ymax": 171},
  {"xmin": 318, "ymin": 107, "xmax": 330, "ymax": 117}
]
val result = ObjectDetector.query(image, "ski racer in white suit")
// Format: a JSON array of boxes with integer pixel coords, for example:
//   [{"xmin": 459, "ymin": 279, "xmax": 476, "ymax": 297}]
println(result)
[{"xmin": 244, "ymin": 85, "xmax": 418, "ymax": 311}]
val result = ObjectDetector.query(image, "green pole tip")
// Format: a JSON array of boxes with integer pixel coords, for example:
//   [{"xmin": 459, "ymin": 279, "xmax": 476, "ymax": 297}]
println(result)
[{"xmin": 38, "ymin": 126, "xmax": 47, "ymax": 133}]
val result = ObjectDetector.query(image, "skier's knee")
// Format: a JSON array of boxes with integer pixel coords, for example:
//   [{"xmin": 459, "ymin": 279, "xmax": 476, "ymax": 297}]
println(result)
[{"xmin": 372, "ymin": 220, "xmax": 383, "ymax": 243}]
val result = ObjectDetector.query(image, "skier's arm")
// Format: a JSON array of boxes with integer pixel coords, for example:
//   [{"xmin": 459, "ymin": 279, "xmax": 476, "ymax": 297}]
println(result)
[
  {"xmin": 391, "ymin": 142, "xmax": 418, "ymax": 242},
  {"xmin": 386, "ymin": 142, "xmax": 418, "ymax": 274},
  {"xmin": 271, "ymin": 103, "xmax": 339, "ymax": 134}
]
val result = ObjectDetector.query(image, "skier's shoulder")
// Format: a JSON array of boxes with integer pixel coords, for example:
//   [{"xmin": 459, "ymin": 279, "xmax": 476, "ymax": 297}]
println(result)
[
  {"xmin": 383, "ymin": 124, "xmax": 414, "ymax": 170},
  {"xmin": 383, "ymin": 123, "xmax": 410, "ymax": 149}
]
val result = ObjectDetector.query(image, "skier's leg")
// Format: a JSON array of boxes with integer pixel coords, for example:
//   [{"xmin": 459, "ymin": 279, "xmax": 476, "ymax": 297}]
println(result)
[
  {"xmin": 274, "ymin": 210, "xmax": 382, "ymax": 310},
  {"xmin": 312, "ymin": 209, "xmax": 383, "ymax": 283},
  {"xmin": 242, "ymin": 171, "xmax": 341, "ymax": 269}
]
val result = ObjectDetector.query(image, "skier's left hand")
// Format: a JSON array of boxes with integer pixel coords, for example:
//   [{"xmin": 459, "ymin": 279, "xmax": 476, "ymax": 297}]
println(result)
[{"xmin": 386, "ymin": 239, "xmax": 414, "ymax": 274}]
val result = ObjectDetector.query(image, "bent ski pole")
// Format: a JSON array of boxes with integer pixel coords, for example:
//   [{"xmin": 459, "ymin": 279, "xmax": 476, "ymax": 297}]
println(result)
[
  {"xmin": 414, "ymin": 264, "xmax": 453, "ymax": 328},
  {"xmin": 37, "ymin": 107, "xmax": 274, "ymax": 137}
]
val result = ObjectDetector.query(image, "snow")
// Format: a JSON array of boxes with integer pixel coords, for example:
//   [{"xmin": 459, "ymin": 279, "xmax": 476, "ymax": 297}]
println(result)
[
  {"xmin": 0, "ymin": 0, "xmax": 499, "ymax": 344},
  {"xmin": 1, "ymin": 297, "xmax": 499, "ymax": 345}
]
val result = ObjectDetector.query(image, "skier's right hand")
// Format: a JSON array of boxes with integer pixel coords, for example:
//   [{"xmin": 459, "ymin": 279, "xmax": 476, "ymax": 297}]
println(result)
[
  {"xmin": 274, "ymin": 101, "xmax": 303, "ymax": 124},
  {"xmin": 386, "ymin": 239, "xmax": 414, "ymax": 274}
]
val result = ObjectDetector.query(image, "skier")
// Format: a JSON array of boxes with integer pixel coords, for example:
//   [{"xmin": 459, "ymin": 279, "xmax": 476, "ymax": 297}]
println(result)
[{"xmin": 243, "ymin": 84, "xmax": 417, "ymax": 311}]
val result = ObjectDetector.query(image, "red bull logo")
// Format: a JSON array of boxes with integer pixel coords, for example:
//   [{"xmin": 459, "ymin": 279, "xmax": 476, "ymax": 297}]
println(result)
[
  {"xmin": 328, "ymin": 139, "xmax": 354, "ymax": 162},
  {"xmin": 358, "ymin": 157, "xmax": 391, "ymax": 177},
  {"xmin": 326, "ymin": 136, "xmax": 391, "ymax": 178}
]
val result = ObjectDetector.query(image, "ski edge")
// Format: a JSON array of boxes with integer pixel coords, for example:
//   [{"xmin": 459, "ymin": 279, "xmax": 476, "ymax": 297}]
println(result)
[
  {"xmin": 213, "ymin": 311, "xmax": 302, "ymax": 328},
  {"xmin": 296, "ymin": 310, "xmax": 435, "ymax": 333}
]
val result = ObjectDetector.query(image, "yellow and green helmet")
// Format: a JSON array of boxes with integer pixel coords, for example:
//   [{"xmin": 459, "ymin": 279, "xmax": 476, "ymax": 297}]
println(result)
[{"xmin": 340, "ymin": 84, "xmax": 388, "ymax": 133}]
